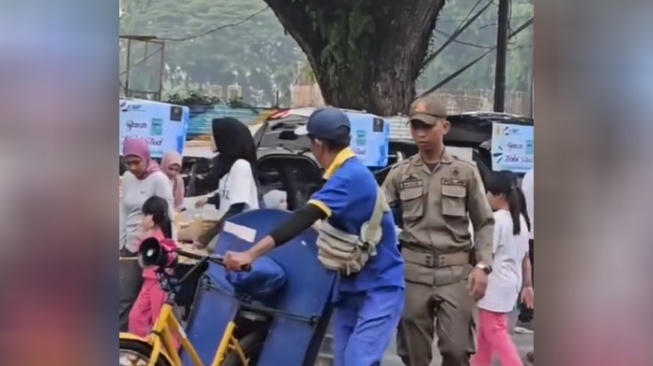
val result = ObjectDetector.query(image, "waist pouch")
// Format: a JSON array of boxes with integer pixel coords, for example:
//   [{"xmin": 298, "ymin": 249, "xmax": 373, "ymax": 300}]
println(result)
[{"xmin": 316, "ymin": 187, "xmax": 389, "ymax": 275}]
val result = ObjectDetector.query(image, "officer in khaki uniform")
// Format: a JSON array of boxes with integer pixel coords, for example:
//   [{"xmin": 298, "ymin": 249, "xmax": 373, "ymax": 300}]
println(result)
[{"xmin": 383, "ymin": 95, "xmax": 494, "ymax": 366}]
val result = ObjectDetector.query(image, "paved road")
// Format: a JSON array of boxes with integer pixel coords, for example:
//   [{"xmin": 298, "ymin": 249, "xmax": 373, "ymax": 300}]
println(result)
[
  {"xmin": 381, "ymin": 311, "xmax": 533, "ymax": 366},
  {"xmin": 381, "ymin": 331, "xmax": 533, "ymax": 365}
]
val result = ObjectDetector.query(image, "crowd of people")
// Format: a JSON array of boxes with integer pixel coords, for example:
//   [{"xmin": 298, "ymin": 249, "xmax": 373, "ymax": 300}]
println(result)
[{"xmin": 119, "ymin": 96, "xmax": 535, "ymax": 366}]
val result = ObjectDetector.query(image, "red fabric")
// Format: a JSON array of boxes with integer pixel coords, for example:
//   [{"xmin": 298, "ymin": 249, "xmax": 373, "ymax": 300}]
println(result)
[
  {"xmin": 128, "ymin": 279, "xmax": 167, "ymax": 337},
  {"xmin": 129, "ymin": 230, "xmax": 179, "ymax": 337},
  {"xmin": 472, "ymin": 309, "xmax": 523, "ymax": 366}
]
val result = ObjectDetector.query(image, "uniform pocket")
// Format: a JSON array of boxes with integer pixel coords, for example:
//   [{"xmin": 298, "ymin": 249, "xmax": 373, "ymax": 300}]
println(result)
[
  {"xmin": 441, "ymin": 185, "xmax": 467, "ymax": 217},
  {"xmin": 399, "ymin": 186, "xmax": 425, "ymax": 221}
]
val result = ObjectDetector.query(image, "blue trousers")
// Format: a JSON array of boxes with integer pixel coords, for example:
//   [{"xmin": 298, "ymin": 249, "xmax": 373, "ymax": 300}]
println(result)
[{"xmin": 333, "ymin": 286, "xmax": 404, "ymax": 366}]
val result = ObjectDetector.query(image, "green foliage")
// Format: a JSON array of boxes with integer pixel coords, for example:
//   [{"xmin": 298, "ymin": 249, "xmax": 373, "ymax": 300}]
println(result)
[
  {"xmin": 121, "ymin": 0, "xmax": 534, "ymax": 106},
  {"xmin": 165, "ymin": 90, "xmax": 221, "ymax": 105},
  {"xmin": 120, "ymin": 0, "xmax": 302, "ymax": 105},
  {"xmin": 164, "ymin": 89, "xmax": 258, "ymax": 111},
  {"xmin": 304, "ymin": 0, "xmax": 375, "ymax": 80}
]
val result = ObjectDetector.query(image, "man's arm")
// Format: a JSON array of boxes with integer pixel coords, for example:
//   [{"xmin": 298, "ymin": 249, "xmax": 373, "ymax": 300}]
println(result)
[
  {"xmin": 246, "ymin": 205, "xmax": 327, "ymax": 258},
  {"xmin": 244, "ymin": 174, "xmax": 350, "ymax": 259},
  {"xmin": 467, "ymin": 167, "xmax": 495, "ymax": 266},
  {"xmin": 381, "ymin": 165, "xmax": 403, "ymax": 228}
]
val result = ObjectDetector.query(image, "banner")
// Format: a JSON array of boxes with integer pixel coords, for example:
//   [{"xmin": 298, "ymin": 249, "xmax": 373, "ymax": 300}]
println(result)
[
  {"xmin": 491, "ymin": 122, "xmax": 534, "ymax": 173},
  {"xmin": 119, "ymin": 99, "xmax": 190, "ymax": 158},
  {"xmin": 347, "ymin": 112, "xmax": 390, "ymax": 167}
]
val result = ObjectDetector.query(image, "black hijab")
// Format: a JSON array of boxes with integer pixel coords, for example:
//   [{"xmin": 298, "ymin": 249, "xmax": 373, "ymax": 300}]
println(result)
[{"xmin": 210, "ymin": 117, "xmax": 258, "ymax": 182}]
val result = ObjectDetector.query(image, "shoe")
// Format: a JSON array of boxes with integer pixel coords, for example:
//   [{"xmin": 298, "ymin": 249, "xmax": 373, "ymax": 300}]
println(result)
[{"xmin": 514, "ymin": 320, "xmax": 534, "ymax": 334}]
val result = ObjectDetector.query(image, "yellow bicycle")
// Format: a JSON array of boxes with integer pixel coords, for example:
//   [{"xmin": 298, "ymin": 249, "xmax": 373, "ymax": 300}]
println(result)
[
  {"xmin": 119, "ymin": 239, "xmax": 253, "ymax": 366},
  {"xmin": 119, "ymin": 209, "xmax": 340, "ymax": 366}
]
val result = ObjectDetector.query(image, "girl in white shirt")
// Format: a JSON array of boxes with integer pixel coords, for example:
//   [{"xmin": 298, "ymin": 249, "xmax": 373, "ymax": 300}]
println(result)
[
  {"xmin": 194, "ymin": 117, "xmax": 260, "ymax": 247},
  {"xmin": 473, "ymin": 172, "xmax": 534, "ymax": 366}
]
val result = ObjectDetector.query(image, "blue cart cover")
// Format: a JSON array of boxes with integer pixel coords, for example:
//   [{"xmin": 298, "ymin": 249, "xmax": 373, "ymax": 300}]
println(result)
[{"xmin": 182, "ymin": 209, "xmax": 337, "ymax": 366}]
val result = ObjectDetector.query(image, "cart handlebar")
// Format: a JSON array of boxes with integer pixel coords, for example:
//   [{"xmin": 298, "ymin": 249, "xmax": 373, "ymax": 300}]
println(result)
[{"xmin": 176, "ymin": 249, "xmax": 251, "ymax": 272}]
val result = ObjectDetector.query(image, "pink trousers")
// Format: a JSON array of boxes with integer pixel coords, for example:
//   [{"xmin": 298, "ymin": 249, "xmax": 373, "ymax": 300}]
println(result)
[
  {"xmin": 128, "ymin": 279, "xmax": 167, "ymax": 338},
  {"xmin": 472, "ymin": 309, "xmax": 523, "ymax": 366}
]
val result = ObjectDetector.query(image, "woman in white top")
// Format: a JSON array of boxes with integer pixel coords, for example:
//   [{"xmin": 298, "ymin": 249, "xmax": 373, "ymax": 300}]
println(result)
[
  {"xmin": 119, "ymin": 137, "xmax": 175, "ymax": 329},
  {"xmin": 195, "ymin": 117, "xmax": 260, "ymax": 247},
  {"xmin": 472, "ymin": 171, "xmax": 533, "ymax": 366}
]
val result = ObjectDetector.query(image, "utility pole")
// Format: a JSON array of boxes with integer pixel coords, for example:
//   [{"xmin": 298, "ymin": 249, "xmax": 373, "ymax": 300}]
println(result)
[
  {"xmin": 493, "ymin": 0, "xmax": 510, "ymax": 112},
  {"xmin": 529, "ymin": 67, "xmax": 534, "ymax": 117}
]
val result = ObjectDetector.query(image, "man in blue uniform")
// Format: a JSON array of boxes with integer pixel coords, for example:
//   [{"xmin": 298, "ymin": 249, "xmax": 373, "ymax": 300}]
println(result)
[{"xmin": 224, "ymin": 107, "xmax": 405, "ymax": 366}]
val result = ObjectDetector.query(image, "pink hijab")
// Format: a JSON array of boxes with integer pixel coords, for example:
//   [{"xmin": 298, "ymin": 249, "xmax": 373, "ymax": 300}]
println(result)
[
  {"xmin": 122, "ymin": 137, "xmax": 160, "ymax": 179},
  {"xmin": 161, "ymin": 151, "xmax": 185, "ymax": 210}
]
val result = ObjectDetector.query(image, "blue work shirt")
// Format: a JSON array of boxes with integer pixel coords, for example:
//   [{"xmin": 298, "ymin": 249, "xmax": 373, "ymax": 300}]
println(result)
[{"xmin": 309, "ymin": 148, "xmax": 405, "ymax": 293}]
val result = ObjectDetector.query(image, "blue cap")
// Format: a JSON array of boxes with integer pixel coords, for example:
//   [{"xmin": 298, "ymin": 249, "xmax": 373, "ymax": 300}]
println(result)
[{"xmin": 295, "ymin": 107, "xmax": 351, "ymax": 140}]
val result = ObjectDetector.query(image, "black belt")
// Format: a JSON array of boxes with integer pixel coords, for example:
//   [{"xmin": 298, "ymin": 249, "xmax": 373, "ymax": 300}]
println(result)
[{"xmin": 400, "ymin": 243, "xmax": 470, "ymax": 268}]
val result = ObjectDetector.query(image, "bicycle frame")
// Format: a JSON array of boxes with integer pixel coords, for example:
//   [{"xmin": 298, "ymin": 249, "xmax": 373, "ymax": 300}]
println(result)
[
  {"xmin": 120, "ymin": 245, "xmax": 252, "ymax": 366},
  {"xmin": 133, "ymin": 302, "xmax": 246, "ymax": 366}
]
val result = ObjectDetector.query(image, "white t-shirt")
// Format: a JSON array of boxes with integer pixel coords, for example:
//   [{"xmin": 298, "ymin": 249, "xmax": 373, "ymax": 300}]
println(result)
[
  {"xmin": 477, "ymin": 210, "xmax": 530, "ymax": 313},
  {"xmin": 120, "ymin": 171, "xmax": 176, "ymax": 252},
  {"xmin": 216, "ymin": 159, "xmax": 259, "ymax": 215},
  {"xmin": 521, "ymin": 168, "xmax": 534, "ymax": 239}
]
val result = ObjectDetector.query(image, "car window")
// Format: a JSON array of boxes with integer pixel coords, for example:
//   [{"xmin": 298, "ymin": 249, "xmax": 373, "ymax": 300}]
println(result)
[{"xmin": 254, "ymin": 116, "xmax": 312, "ymax": 150}]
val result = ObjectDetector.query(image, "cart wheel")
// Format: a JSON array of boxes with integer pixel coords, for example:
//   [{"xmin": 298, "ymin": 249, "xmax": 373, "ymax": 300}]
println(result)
[
  {"xmin": 222, "ymin": 331, "xmax": 266, "ymax": 366},
  {"xmin": 119, "ymin": 339, "xmax": 172, "ymax": 366}
]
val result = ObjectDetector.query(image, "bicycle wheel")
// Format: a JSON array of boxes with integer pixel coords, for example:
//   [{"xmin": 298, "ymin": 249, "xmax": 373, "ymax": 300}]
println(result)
[
  {"xmin": 119, "ymin": 339, "xmax": 172, "ymax": 366},
  {"xmin": 221, "ymin": 331, "xmax": 266, "ymax": 366}
]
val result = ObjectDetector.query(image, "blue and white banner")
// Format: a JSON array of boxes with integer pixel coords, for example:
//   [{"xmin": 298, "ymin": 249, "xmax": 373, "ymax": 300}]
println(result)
[
  {"xmin": 346, "ymin": 112, "xmax": 390, "ymax": 167},
  {"xmin": 119, "ymin": 99, "xmax": 190, "ymax": 158},
  {"xmin": 491, "ymin": 122, "xmax": 534, "ymax": 173}
]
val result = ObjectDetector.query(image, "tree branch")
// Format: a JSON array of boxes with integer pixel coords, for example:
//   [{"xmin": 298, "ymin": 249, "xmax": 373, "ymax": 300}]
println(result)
[
  {"xmin": 421, "ymin": 0, "xmax": 494, "ymax": 70},
  {"xmin": 418, "ymin": 17, "xmax": 533, "ymax": 97}
]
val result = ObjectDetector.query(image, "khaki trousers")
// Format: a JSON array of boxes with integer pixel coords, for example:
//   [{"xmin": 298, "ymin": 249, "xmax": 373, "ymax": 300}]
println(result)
[{"xmin": 397, "ymin": 264, "xmax": 477, "ymax": 366}]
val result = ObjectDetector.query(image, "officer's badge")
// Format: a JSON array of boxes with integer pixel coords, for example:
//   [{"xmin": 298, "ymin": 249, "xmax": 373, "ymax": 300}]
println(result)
[
  {"xmin": 413, "ymin": 102, "xmax": 427, "ymax": 113},
  {"xmin": 451, "ymin": 167, "xmax": 460, "ymax": 177},
  {"xmin": 400, "ymin": 174, "xmax": 423, "ymax": 190},
  {"xmin": 400, "ymin": 180, "xmax": 423, "ymax": 190}
]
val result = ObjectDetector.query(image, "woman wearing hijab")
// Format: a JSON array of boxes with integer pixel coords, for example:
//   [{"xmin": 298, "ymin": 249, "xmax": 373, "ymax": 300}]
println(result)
[
  {"xmin": 161, "ymin": 151, "xmax": 185, "ymax": 211},
  {"xmin": 119, "ymin": 137, "xmax": 176, "ymax": 330},
  {"xmin": 194, "ymin": 117, "xmax": 260, "ymax": 247}
]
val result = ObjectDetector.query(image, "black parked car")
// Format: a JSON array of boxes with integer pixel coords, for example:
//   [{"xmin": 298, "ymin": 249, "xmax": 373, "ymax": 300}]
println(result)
[{"xmin": 251, "ymin": 109, "xmax": 533, "ymax": 187}]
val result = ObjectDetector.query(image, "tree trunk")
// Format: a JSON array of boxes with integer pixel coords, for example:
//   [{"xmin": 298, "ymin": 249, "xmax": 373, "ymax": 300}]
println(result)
[{"xmin": 263, "ymin": 0, "xmax": 445, "ymax": 115}]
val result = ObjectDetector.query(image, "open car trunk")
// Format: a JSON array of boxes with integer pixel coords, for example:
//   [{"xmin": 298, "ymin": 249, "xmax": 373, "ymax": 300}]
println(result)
[
  {"xmin": 182, "ymin": 148, "xmax": 323, "ymax": 214},
  {"xmin": 256, "ymin": 151, "xmax": 323, "ymax": 210}
]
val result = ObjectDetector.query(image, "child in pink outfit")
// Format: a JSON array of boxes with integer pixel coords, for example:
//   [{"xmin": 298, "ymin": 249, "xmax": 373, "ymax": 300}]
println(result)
[
  {"xmin": 128, "ymin": 196, "xmax": 178, "ymax": 337},
  {"xmin": 473, "ymin": 172, "xmax": 534, "ymax": 366}
]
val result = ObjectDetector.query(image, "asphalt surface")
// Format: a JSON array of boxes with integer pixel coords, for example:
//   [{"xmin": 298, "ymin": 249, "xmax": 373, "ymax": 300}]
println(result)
[
  {"xmin": 381, "ymin": 310, "xmax": 534, "ymax": 366},
  {"xmin": 381, "ymin": 332, "xmax": 533, "ymax": 365}
]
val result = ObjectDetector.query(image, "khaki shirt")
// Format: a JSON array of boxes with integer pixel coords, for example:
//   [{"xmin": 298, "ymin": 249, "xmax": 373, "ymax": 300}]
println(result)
[{"xmin": 382, "ymin": 151, "xmax": 494, "ymax": 266}]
